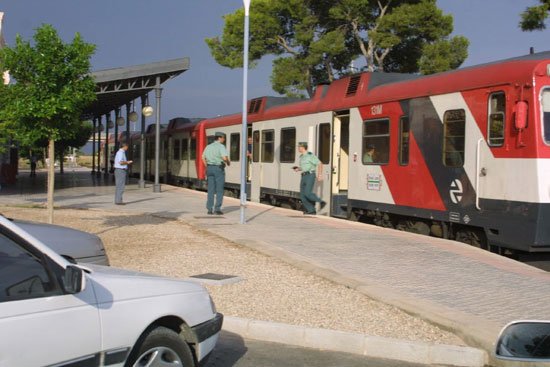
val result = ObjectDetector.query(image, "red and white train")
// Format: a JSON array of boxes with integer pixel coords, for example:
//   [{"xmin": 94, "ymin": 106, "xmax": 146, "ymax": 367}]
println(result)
[{"xmin": 130, "ymin": 51, "xmax": 550, "ymax": 255}]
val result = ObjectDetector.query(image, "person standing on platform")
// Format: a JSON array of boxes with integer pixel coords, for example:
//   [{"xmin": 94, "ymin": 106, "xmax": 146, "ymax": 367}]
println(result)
[
  {"xmin": 30, "ymin": 155, "xmax": 37, "ymax": 177},
  {"xmin": 114, "ymin": 143, "xmax": 132, "ymax": 205},
  {"xmin": 202, "ymin": 132, "xmax": 230, "ymax": 215},
  {"xmin": 294, "ymin": 142, "xmax": 326, "ymax": 215}
]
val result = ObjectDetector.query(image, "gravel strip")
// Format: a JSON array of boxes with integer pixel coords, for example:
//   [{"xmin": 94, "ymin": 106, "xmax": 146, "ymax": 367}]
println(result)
[{"xmin": 1, "ymin": 206, "xmax": 464, "ymax": 346}]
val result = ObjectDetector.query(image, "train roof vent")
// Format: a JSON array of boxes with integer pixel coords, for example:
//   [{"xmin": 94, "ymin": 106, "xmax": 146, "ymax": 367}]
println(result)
[
  {"xmin": 248, "ymin": 98, "xmax": 263, "ymax": 114},
  {"xmin": 345, "ymin": 75, "xmax": 361, "ymax": 97}
]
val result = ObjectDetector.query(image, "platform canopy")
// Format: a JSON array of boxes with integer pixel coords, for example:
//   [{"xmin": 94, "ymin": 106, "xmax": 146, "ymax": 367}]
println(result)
[{"xmin": 83, "ymin": 57, "xmax": 190, "ymax": 118}]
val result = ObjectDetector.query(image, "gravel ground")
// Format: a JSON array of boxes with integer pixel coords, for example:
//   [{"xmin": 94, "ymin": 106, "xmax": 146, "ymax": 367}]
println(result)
[{"xmin": 1, "ymin": 205, "xmax": 464, "ymax": 346}]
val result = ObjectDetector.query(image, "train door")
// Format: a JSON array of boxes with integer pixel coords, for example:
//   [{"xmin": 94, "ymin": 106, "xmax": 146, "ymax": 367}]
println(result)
[
  {"xmin": 181, "ymin": 137, "xmax": 189, "ymax": 179},
  {"xmin": 316, "ymin": 123, "xmax": 332, "ymax": 215},
  {"xmin": 165, "ymin": 136, "xmax": 172, "ymax": 182},
  {"xmin": 250, "ymin": 130, "xmax": 261, "ymax": 202},
  {"xmin": 330, "ymin": 111, "xmax": 350, "ymax": 218},
  {"xmin": 477, "ymin": 91, "xmax": 506, "ymax": 211}
]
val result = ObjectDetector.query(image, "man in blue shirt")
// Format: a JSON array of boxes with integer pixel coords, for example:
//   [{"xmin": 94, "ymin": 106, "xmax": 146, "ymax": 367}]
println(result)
[{"xmin": 114, "ymin": 143, "xmax": 132, "ymax": 205}]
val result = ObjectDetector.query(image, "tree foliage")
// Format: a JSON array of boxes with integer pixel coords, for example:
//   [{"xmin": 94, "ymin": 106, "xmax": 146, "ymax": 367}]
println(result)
[
  {"xmin": 206, "ymin": 0, "xmax": 468, "ymax": 97},
  {"xmin": 0, "ymin": 24, "xmax": 96, "ymax": 222},
  {"xmin": 520, "ymin": 0, "xmax": 550, "ymax": 31},
  {"xmin": 0, "ymin": 24, "xmax": 96, "ymax": 141}
]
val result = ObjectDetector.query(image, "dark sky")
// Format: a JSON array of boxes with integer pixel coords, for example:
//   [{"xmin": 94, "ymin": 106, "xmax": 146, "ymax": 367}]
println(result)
[{"xmin": 2, "ymin": 0, "xmax": 549, "ymax": 124}]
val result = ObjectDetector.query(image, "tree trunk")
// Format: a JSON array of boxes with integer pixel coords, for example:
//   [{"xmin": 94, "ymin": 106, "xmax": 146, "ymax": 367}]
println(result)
[{"xmin": 47, "ymin": 139, "xmax": 55, "ymax": 224}]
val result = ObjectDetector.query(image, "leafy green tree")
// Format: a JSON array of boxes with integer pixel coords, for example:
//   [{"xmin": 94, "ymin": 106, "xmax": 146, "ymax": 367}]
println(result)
[
  {"xmin": 206, "ymin": 0, "xmax": 468, "ymax": 97},
  {"xmin": 418, "ymin": 37, "xmax": 469, "ymax": 74},
  {"xmin": 520, "ymin": 0, "xmax": 550, "ymax": 31},
  {"xmin": 0, "ymin": 24, "xmax": 96, "ymax": 223}
]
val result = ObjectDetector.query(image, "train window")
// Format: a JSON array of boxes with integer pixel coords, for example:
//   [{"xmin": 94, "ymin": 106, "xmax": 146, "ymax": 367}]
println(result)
[
  {"xmin": 280, "ymin": 128, "xmax": 296, "ymax": 163},
  {"xmin": 443, "ymin": 109, "xmax": 465, "ymax": 167},
  {"xmin": 261, "ymin": 130, "xmax": 274, "ymax": 163},
  {"xmin": 362, "ymin": 118, "xmax": 389, "ymax": 164},
  {"xmin": 542, "ymin": 89, "xmax": 550, "ymax": 144},
  {"xmin": 399, "ymin": 116, "xmax": 410, "ymax": 165},
  {"xmin": 318, "ymin": 123, "xmax": 331, "ymax": 164},
  {"xmin": 182, "ymin": 139, "xmax": 189, "ymax": 160},
  {"xmin": 190, "ymin": 138, "xmax": 196, "ymax": 159},
  {"xmin": 253, "ymin": 131, "xmax": 260, "ymax": 162},
  {"xmin": 230, "ymin": 133, "xmax": 240, "ymax": 162},
  {"xmin": 173, "ymin": 139, "xmax": 180, "ymax": 160},
  {"xmin": 207, "ymin": 135, "xmax": 216, "ymax": 145},
  {"xmin": 488, "ymin": 92, "xmax": 505, "ymax": 147}
]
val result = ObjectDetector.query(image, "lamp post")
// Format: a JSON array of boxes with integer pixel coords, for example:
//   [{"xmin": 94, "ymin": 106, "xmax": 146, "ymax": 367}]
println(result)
[
  {"xmin": 153, "ymin": 76, "xmax": 162, "ymax": 193},
  {"xmin": 140, "ymin": 95, "xmax": 153, "ymax": 189},
  {"xmin": 239, "ymin": 0, "xmax": 251, "ymax": 224}
]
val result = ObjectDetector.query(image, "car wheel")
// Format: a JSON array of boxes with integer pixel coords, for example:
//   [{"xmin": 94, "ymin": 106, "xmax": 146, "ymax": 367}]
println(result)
[{"xmin": 127, "ymin": 326, "xmax": 195, "ymax": 367}]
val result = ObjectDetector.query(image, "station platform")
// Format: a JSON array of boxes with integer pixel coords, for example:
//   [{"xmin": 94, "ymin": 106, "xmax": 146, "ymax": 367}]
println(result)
[{"xmin": 2, "ymin": 168, "xmax": 550, "ymax": 358}]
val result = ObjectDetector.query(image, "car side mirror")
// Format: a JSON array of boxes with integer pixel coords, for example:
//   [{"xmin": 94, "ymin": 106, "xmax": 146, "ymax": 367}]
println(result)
[
  {"xmin": 495, "ymin": 321, "xmax": 550, "ymax": 362},
  {"xmin": 62, "ymin": 265, "xmax": 85, "ymax": 294}
]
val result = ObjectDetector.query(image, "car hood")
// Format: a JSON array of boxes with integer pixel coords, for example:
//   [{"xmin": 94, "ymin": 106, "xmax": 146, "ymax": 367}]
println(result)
[
  {"xmin": 84, "ymin": 264, "xmax": 208, "ymax": 303},
  {"xmin": 13, "ymin": 219, "xmax": 105, "ymax": 259}
]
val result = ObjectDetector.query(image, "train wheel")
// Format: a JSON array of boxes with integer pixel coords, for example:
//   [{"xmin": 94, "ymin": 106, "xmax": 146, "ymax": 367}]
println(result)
[
  {"xmin": 396, "ymin": 220, "xmax": 430, "ymax": 235},
  {"xmin": 455, "ymin": 229, "xmax": 488, "ymax": 250}
]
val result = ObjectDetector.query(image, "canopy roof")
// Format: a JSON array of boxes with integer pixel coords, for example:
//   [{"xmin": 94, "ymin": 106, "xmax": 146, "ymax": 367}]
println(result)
[{"xmin": 83, "ymin": 57, "xmax": 190, "ymax": 118}]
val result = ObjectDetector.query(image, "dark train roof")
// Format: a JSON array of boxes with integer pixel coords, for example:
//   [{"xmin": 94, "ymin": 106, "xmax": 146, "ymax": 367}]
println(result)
[
  {"xmin": 168, "ymin": 117, "xmax": 205, "ymax": 129},
  {"xmin": 145, "ymin": 123, "xmax": 167, "ymax": 135}
]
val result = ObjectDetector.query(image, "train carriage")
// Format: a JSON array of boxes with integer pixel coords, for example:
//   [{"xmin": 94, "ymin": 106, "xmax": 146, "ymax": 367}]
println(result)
[
  {"xmin": 137, "ymin": 51, "xmax": 550, "ymax": 255},
  {"xmin": 345, "ymin": 52, "xmax": 550, "ymax": 253},
  {"xmin": 165, "ymin": 117, "xmax": 205, "ymax": 189}
]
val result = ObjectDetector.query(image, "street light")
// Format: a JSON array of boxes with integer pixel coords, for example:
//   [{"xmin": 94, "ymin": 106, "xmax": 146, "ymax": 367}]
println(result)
[
  {"xmin": 129, "ymin": 101, "xmax": 139, "ymax": 122},
  {"xmin": 142, "ymin": 104, "xmax": 153, "ymax": 117},
  {"xmin": 239, "ymin": 0, "xmax": 251, "ymax": 224}
]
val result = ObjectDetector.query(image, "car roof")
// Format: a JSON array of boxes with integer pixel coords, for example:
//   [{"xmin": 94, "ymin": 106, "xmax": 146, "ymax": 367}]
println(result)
[{"xmin": 0, "ymin": 215, "xmax": 71, "ymax": 267}]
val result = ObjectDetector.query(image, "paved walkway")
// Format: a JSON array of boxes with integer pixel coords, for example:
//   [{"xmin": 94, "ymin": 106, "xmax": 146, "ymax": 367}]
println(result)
[{"xmin": 2, "ymin": 168, "xmax": 550, "ymax": 354}]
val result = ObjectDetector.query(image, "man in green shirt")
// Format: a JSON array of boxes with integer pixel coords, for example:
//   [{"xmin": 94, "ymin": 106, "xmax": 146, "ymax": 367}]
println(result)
[
  {"xmin": 202, "ymin": 132, "xmax": 230, "ymax": 215},
  {"xmin": 294, "ymin": 142, "xmax": 326, "ymax": 215}
]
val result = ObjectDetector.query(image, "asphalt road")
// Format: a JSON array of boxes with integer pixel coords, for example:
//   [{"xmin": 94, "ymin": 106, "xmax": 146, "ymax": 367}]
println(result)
[{"xmin": 205, "ymin": 331, "xmax": 433, "ymax": 367}]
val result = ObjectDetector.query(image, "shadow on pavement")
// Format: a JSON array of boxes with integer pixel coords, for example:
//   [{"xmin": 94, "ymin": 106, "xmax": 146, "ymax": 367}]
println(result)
[
  {"xmin": 94, "ymin": 212, "xmax": 185, "ymax": 235},
  {"xmin": 245, "ymin": 206, "xmax": 276, "ymax": 223},
  {"xmin": 205, "ymin": 331, "xmax": 247, "ymax": 367}
]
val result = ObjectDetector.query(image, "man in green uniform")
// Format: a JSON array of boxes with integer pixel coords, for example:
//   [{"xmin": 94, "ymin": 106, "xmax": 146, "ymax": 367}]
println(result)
[
  {"xmin": 294, "ymin": 142, "xmax": 326, "ymax": 215},
  {"xmin": 202, "ymin": 132, "xmax": 230, "ymax": 215}
]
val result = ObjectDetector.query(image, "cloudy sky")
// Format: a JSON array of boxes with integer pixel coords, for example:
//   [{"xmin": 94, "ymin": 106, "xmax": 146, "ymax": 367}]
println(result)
[{"xmin": 2, "ymin": 0, "xmax": 550, "ymax": 122}]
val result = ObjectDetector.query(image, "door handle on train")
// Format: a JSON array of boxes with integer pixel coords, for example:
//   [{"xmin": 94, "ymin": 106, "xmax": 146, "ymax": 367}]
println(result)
[{"xmin": 480, "ymin": 167, "xmax": 487, "ymax": 177}]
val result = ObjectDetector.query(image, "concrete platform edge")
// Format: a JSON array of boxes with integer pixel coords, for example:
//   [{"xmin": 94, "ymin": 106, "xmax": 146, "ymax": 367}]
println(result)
[
  {"xmin": 216, "ymin": 237, "xmax": 501, "ymax": 353},
  {"xmin": 223, "ymin": 316, "xmax": 487, "ymax": 367}
]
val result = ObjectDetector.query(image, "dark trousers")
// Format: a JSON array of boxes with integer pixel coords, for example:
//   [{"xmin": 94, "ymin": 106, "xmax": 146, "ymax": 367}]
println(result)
[
  {"xmin": 206, "ymin": 165, "xmax": 225, "ymax": 211},
  {"xmin": 300, "ymin": 173, "xmax": 322, "ymax": 213}
]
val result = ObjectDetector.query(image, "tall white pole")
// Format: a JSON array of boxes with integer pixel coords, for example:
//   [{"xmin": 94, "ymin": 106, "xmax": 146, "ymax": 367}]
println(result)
[{"xmin": 239, "ymin": 0, "xmax": 250, "ymax": 224}]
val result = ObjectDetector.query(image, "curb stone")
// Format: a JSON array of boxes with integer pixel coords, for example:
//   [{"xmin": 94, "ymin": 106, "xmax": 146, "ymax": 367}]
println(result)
[{"xmin": 223, "ymin": 316, "xmax": 487, "ymax": 367}]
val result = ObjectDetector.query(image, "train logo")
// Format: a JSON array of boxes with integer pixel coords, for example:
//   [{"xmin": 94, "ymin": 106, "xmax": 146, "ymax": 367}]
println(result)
[{"xmin": 449, "ymin": 179, "xmax": 463, "ymax": 204}]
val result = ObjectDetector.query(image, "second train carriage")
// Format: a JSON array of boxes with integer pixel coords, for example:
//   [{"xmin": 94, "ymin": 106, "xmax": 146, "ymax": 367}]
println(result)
[{"xmin": 129, "ymin": 51, "xmax": 550, "ymax": 255}]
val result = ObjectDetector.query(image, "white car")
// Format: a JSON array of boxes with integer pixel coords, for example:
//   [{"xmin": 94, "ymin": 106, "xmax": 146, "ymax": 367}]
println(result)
[
  {"xmin": 8, "ymin": 217, "xmax": 110, "ymax": 266},
  {"xmin": 0, "ymin": 215, "xmax": 222, "ymax": 367}
]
